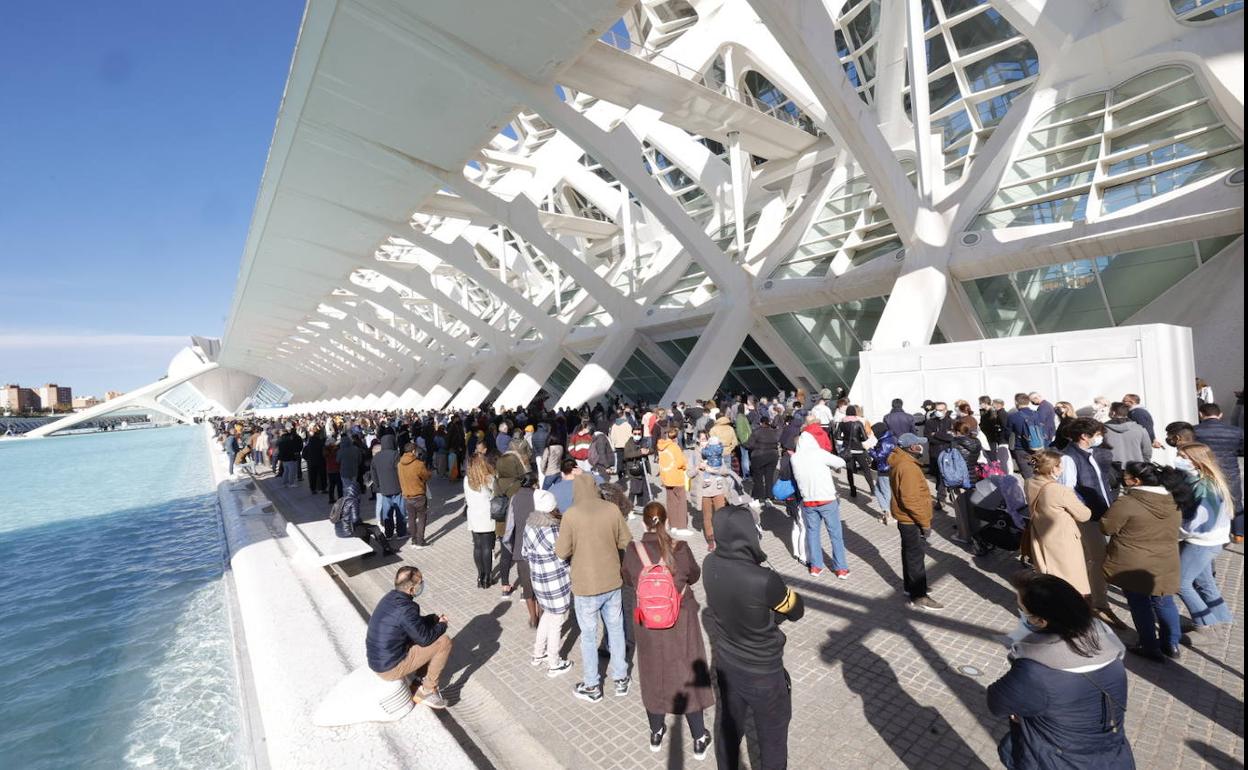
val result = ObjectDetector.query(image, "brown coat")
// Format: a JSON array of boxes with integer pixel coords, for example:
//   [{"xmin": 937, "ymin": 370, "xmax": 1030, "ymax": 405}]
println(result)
[
  {"xmin": 710, "ymin": 416, "xmax": 739, "ymax": 454},
  {"xmin": 621, "ymin": 534, "xmax": 715, "ymax": 715},
  {"xmin": 888, "ymin": 448, "xmax": 932, "ymax": 527},
  {"xmin": 1101, "ymin": 487, "xmax": 1181, "ymax": 596},
  {"xmin": 554, "ymin": 474, "xmax": 633, "ymax": 595},
  {"xmin": 397, "ymin": 454, "xmax": 431, "ymax": 497},
  {"xmin": 1025, "ymin": 478, "xmax": 1093, "ymax": 596}
]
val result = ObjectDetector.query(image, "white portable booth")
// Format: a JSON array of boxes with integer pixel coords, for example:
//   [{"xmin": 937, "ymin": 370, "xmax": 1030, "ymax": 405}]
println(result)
[{"xmin": 854, "ymin": 324, "xmax": 1197, "ymax": 435}]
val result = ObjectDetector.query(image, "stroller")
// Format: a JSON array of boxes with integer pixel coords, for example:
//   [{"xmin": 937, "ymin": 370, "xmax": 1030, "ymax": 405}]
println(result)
[{"xmin": 968, "ymin": 474, "xmax": 1028, "ymax": 556}]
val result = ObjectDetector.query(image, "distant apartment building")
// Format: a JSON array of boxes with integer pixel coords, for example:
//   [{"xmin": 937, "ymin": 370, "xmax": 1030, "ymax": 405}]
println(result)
[
  {"xmin": 73, "ymin": 395, "xmax": 102, "ymax": 410},
  {"xmin": 38, "ymin": 384, "xmax": 73, "ymax": 412},
  {"xmin": 1, "ymin": 384, "xmax": 41, "ymax": 414},
  {"xmin": 105, "ymin": 390, "xmax": 125, "ymax": 401}
]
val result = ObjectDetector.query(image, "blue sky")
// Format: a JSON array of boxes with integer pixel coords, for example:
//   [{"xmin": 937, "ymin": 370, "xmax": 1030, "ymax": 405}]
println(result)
[{"xmin": 0, "ymin": 2, "xmax": 305, "ymax": 396}]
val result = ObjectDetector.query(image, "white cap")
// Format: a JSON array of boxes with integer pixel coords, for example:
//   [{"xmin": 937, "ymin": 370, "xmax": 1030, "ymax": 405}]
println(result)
[{"xmin": 533, "ymin": 490, "xmax": 558, "ymax": 513}]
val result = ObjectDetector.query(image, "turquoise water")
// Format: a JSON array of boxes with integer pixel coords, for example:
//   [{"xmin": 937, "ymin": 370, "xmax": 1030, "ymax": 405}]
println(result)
[{"xmin": 0, "ymin": 426, "xmax": 243, "ymax": 769}]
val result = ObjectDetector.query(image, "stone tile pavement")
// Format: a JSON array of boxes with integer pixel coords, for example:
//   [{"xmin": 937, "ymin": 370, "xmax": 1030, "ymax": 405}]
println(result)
[{"xmin": 258, "ymin": 469, "xmax": 1244, "ymax": 769}]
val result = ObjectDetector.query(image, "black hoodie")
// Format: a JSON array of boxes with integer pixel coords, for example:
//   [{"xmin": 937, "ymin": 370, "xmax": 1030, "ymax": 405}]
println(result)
[{"xmin": 702, "ymin": 506, "xmax": 804, "ymax": 674}]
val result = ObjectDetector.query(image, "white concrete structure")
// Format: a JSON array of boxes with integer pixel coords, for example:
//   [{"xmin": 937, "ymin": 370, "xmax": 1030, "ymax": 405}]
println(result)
[
  {"xmin": 84, "ymin": 1, "xmax": 1248, "ymax": 416},
  {"xmin": 856, "ymin": 323, "xmax": 1197, "ymax": 432}
]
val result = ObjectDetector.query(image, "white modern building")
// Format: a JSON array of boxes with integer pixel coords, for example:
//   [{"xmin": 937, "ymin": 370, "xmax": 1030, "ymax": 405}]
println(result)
[{"xmin": 36, "ymin": 0, "xmax": 1248, "ymax": 433}]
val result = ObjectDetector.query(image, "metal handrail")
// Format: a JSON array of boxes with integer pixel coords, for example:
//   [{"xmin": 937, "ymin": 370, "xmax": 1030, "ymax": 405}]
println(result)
[{"xmin": 598, "ymin": 31, "xmax": 820, "ymax": 135}]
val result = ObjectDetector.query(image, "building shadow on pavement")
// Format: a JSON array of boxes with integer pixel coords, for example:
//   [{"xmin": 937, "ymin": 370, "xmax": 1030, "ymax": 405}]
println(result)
[{"xmin": 1186, "ymin": 738, "xmax": 1241, "ymax": 770}]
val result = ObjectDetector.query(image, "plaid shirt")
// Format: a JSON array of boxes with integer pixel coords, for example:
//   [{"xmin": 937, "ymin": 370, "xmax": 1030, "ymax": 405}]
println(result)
[{"xmin": 522, "ymin": 523, "xmax": 571, "ymax": 615}]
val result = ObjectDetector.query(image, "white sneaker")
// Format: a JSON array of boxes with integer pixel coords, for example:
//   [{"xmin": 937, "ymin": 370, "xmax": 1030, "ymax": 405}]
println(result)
[{"xmin": 547, "ymin": 658, "xmax": 573, "ymax": 677}]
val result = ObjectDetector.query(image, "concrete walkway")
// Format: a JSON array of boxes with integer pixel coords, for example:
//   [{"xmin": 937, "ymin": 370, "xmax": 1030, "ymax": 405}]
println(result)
[{"xmin": 256, "ymin": 467, "xmax": 1244, "ymax": 770}]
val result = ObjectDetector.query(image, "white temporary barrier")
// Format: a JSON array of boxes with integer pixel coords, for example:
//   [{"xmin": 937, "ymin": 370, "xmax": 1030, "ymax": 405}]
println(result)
[{"xmin": 854, "ymin": 324, "xmax": 1197, "ymax": 433}]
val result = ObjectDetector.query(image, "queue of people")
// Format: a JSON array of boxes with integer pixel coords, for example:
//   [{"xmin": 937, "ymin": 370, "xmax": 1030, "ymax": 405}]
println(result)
[{"xmin": 211, "ymin": 380, "xmax": 1240, "ymax": 769}]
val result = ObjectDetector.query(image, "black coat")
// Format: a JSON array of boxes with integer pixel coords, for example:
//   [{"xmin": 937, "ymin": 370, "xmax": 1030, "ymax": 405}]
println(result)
[
  {"xmin": 1194, "ymin": 418, "xmax": 1244, "ymax": 507},
  {"xmin": 365, "ymin": 590, "xmax": 446, "ymax": 673},
  {"xmin": 745, "ymin": 424, "xmax": 781, "ymax": 464},
  {"xmin": 277, "ymin": 432, "xmax": 303, "ymax": 462}
]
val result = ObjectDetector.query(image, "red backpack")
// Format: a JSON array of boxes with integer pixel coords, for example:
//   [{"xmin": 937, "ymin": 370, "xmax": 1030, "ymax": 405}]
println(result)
[{"xmin": 633, "ymin": 542, "xmax": 682, "ymax": 630}]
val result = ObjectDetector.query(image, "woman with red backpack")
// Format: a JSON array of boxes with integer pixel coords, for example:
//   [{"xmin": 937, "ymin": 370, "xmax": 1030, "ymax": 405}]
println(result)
[{"xmin": 620, "ymin": 502, "xmax": 714, "ymax": 759}]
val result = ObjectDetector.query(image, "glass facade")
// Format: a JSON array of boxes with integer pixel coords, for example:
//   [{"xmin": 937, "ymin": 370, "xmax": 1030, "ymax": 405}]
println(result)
[
  {"xmin": 765, "ymin": 296, "xmax": 889, "ymax": 391},
  {"xmin": 903, "ymin": 1, "xmax": 1039, "ymax": 182},
  {"xmin": 834, "ymin": 0, "xmax": 881, "ymax": 104},
  {"xmin": 543, "ymin": 357, "xmax": 582, "ymax": 399},
  {"xmin": 658, "ymin": 336, "xmax": 795, "ymax": 397},
  {"xmin": 770, "ymin": 162, "xmax": 912, "ymax": 279},
  {"xmin": 1170, "ymin": 0, "xmax": 1244, "ymax": 23},
  {"xmin": 962, "ymin": 235, "xmax": 1241, "ymax": 336},
  {"xmin": 974, "ymin": 66, "xmax": 1244, "ymax": 229}
]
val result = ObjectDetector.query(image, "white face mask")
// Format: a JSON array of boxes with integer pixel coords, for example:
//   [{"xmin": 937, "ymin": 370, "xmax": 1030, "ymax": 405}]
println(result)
[
  {"xmin": 1028, "ymin": 404, "xmax": 1039, "ymax": 411},
  {"xmin": 1174, "ymin": 456, "xmax": 1195, "ymax": 472},
  {"xmin": 1089, "ymin": 435, "xmax": 1104, "ymax": 448},
  {"xmin": 933, "ymin": 411, "xmax": 946, "ymax": 419}
]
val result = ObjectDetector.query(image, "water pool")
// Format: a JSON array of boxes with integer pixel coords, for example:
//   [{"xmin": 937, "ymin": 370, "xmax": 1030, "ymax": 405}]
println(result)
[{"xmin": 0, "ymin": 425, "xmax": 245, "ymax": 769}]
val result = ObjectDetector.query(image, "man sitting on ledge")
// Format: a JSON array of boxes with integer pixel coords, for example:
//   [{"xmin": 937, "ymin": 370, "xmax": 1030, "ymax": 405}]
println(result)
[{"xmin": 366, "ymin": 565, "xmax": 451, "ymax": 709}]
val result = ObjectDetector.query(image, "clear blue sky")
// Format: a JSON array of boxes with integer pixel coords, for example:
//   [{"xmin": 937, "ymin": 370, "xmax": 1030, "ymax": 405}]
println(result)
[{"xmin": 0, "ymin": 2, "xmax": 305, "ymax": 396}]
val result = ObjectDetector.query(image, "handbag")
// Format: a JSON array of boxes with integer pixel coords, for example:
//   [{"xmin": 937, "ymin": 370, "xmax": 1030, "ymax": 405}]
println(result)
[{"xmin": 490, "ymin": 494, "xmax": 509, "ymax": 522}]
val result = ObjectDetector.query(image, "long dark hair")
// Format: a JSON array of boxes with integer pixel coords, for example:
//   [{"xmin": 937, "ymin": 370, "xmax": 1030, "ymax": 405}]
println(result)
[
  {"xmin": 1123, "ymin": 461, "xmax": 1196, "ymax": 511},
  {"xmin": 1012, "ymin": 570, "xmax": 1101, "ymax": 657},
  {"xmin": 641, "ymin": 501, "xmax": 677, "ymax": 571}
]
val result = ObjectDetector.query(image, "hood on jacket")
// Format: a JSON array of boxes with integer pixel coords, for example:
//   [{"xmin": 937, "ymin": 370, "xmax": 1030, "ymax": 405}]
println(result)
[
  {"xmin": 399, "ymin": 453, "xmax": 419, "ymax": 466},
  {"xmin": 796, "ymin": 431, "xmax": 821, "ymax": 452},
  {"xmin": 571, "ymin": 473, "xmax": 600, "ymax": 506},
  {"xmin": 526, "ymin": 508, "xmax": 561, "ymax": 528},
  {"xmin": 714, "ymin": 416, "xmax": 732, "ymax": 426},
  {"xmin": 656, "ymin": 437, "xmax": 677, "ymax": 451},
  {"xmin": 1124, "ymin": 486, "xmax": 1177, "ymax": 518},
  {"xmin": 379, "ymin": 434, "xmax": 397, "ymax": 451},
  {"xmin": 711, "ymin": 505, "xmax": 766, "ymax": 564},
  {"xmin": 1103, "ymin": 420, "xmax": 1140, "ymax": 435},
  {"xmin": 1011, "ymin": 619, "xmax": 1125, "ymax": 671}
]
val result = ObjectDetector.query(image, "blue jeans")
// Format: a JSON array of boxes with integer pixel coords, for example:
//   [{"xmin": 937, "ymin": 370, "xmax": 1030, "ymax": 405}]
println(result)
[
  {"xmin": 803, "ymin": 501, "xmax": 847, "ymax": 571},
  {"xmin": 375, "ymin": 493, "xmax": 406, "ymax": 534},
  {"xmin": 1179, "ymin": 542, "xmax": 1233, "ymax": 627},
  {"xmin": 1124, "ymin": 591, "xmax": 1181, "ymax": 652},
  {"xmin": 573, "ymin": 589, "xmax": 627, "ymax": 687},
  {"xmin": 873, "ymin": 475, "xmax": 892, "ymax": 514},
  {"xmin": 281, "ymin": 460, "xmax": 298, "ymax": 486}
]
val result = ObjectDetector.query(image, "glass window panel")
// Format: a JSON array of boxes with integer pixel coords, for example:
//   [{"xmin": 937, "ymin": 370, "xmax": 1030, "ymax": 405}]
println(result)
[
  {"xmin": 929, "ymin": 73, "xmax": 963, "ymax": 111},
  {"xmin": 1034, "ymin": 93, "xmax": 1106, "ymax": 127},
  {"xmin": 1111, "ymin": 78, "xmax": 1203, "ymax": 125},
  {"xmin": 973, "ymin": 192, "xmax": 1088, "ymax": 229},
  {"xmin": 1004, "ymin": 144, "xmax": 1099, "ymax": 183},
  {"xmin": 1101, "ymin": 149, "xmax": 1243, "ymax": 213},
  {"xmin": 846, "ymin": 0, "xmax": 880, "ymax": 48},
  {"xmin": 1107, "ymin": 128, "xmax": 1236, "ymax": 175},
  {"xmin": 926, "ymin": 33, "xmax": 950, "ymax": 70},
  {"xmin": 849, "ymin": 238, "xmax": 902, "ymax": 264},
  {"xmin": 771, "ymin": 256, "xmax": 835, "ymax": 279},
  {"xmin": 1111, "ymin": 67, "xmax": 1191, "ymax": 103},
  {"xmin": 962, "ymin": 44, "xmax": 1038, "ymax": 92},
  {"xmin": 976, "ymin": 86, "xmax": 1029, "ymax": 128},
  {"xmin": 1022, "ymin": 116, "xmax": 1104, "ymax": 153},
  {"xmin": 949, "ymin": 8, "xmax": 1018, "ymax": 54},
  {"xmin": 858, "ymin": 46, "xmax": 878, "ymax": 82},
  {"xmin": 1015, "ymin": 261, "xmax": 1112, "ymax": 333},
  {"xmin": 989, "ymin": 170, "xmax": 1094, "ymax": 207},
  {"xmin": 1197, "ymin": 234, "xmax": 1239, "ymax": 261},
  {"xmin": 934, "ymin": 109, "xmax": 974, "ymax": 146},
  {"xmin": 1097, "ymin": 242, "xmax": 1199, "ymax": 323},
  {"xmin": 1109, "ymin": 105, "xmax": 1219, "ymax": 154},
  {"xmin": 963, "ymin": 275, "xmax": 1031, "ymax": 337},
  {"xmin": 943, "ymin": 0, "xmax": 988, "ymax": 18}
]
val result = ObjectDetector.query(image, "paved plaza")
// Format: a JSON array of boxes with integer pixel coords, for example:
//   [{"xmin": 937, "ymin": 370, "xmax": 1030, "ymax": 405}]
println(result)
[{"xmin": 259, "ymin": 470, "xmax": 1244, "ymax": 770}]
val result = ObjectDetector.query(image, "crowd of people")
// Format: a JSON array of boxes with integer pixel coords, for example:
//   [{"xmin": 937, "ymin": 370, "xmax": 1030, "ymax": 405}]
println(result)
[{"xmin": 213, "ymin": 380, "xmax": 1243, "ymax": 769}]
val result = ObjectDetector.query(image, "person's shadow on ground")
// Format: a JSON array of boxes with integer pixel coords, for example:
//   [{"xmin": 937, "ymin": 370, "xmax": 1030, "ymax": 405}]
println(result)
[{"xmin": 440, "ymin": 601, "xmax": 509, "ymax": 705}]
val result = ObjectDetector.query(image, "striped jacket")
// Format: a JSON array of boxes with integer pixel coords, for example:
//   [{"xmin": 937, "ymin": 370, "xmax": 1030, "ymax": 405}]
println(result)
[{"xmin": 522, "ymin": 511, "xmax": 572, "ymax": 615}]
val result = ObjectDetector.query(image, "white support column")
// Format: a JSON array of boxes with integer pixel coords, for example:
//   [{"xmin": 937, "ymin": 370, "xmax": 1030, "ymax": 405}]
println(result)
[
  {"xmin": 418, "ymin": 365, "xmax": 472, "ymax": 411},
  {"xmin": 553, "ymin": 328, "xmax": 640, "ymax": 410},
  {"xmin": 727, "ymin": 130, "xmax": 749, "ymax": 256},
  {"xmin": 448, "ymin": 357, "xmax": 511, "ymax": 411},
  {"xmin": 659, "ymin": 301, "xmax": 754, "ymax": 406},
  {"xmin": 492, "ymin": 343, "xmax": 567, "ymax": 410},
  {"xmin": 904, "ymin": 0, "xmax": 934, "ymax": 203}
]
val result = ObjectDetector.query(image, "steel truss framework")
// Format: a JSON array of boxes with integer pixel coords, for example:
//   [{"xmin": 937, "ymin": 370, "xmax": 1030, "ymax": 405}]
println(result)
[{"xmin": 215, "ymin": 0, "xmax": 1243, "ymax": 415}]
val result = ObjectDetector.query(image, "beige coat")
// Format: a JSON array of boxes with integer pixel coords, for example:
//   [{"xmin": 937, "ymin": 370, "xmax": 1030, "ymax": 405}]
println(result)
[{"xmin": 1025, "ymin": 477, "xmax": 1093, "ymax": 596}]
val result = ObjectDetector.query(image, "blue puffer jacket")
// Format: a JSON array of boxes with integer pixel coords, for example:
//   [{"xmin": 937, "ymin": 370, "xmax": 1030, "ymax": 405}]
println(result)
[
  {"xmin": 365, "ymin": 590, "xmax": 446, "ymax": 673},
  {"xmin": 988, "ymin": 621, "xmax": 1133, "ymax": 770},
  {"xmin": 702, "ymin": 440, "xmax": 724, "ymax": 469}
]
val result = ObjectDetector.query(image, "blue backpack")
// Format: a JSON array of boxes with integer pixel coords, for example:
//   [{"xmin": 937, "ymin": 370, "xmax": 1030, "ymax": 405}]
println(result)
[{"xmin": 938, "ymin": 447, "xmax": 972, "ymax": 489}]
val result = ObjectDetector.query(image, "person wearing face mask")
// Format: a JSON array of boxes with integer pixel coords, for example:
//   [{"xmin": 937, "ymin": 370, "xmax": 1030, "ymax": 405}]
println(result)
[
  {"xmin": 365, "ymin": 565, "xmax": 451, "ymax": 709},
  {"xmin": 987, "ymin": 571, "xmax": 1131, "ymax": 770},
  {"xmin": 1025, "ymin": 451, "xmax": 1093, "ymax": 597},
  {"xmin": 1051, "ymin": 402, "xmax": 1076, "ymax": 451},
  {"xmin": 1102, "ymin": 462, "xmax": 1189, "ymax": 662},
  {"xmin": 925, "ymin": 402, "xmax": 955, "ymax": 511},
  {"xmin": 1057, "ymin": 418, "xmax": 1125, "ymax": 629}
]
